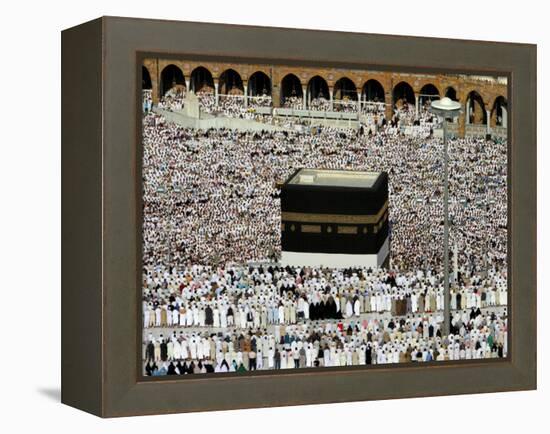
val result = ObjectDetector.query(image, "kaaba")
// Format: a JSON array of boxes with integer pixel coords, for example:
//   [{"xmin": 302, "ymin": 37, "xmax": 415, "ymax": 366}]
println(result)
[{"xmin": 280, "ymin": 168, "xmax": 389, "ymax": 268}]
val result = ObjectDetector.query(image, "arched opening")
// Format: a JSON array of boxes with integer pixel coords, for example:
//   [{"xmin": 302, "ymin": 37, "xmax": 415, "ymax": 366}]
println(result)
[
  {"xmin": 333, "ymin": 77, "xmax": 357, "ymax": 100},
  {"xmin": 190, "ymin": 66, "xmax": 214, "ymax": 94},
  {"xmin": 160, "ymin": 64, "xmax": 185, "ymax": 96},
  {"xmin": 218, "ymin": 69, "xmax": 244, "ymax": 96},
  {"xmin": 419, "ymin": 83, "xmax": 440, "ymax": 106},
  {"xmin": 491, "ymin": 96, "xmax": 508, "ymax": 128},
  {"xmin": 392, "ymin": 82, "xmax": 415, "ymax": 121},
  {"xmin": 393, "ymin": 81, "xmax": 415, "ymax": 108},
  {"xmin": 248, "ymin": 71, "xmax": 272, "ymax": 107},
  {"xmin": 440, "ymin": 87, "xmax": 459, "ymax": 123},
  {"xmin": 281, "ymin": 74, "xmax": 303, "ymax": 108},
  {"xmin": 307, "ymin": 75, "xmax": 329, "ymax": 110},
  {"xmin": 362, "ymin": 79, "xmax": 385, "ymax": 102},
  {"xmin": 333, "ymin": 77, "xmax": 357, "ymax": 112},
  {"xmin": 142, "ymin": 66, "xmax": 153, "ymax": 112},
  {"xmin": 466, "ymin": 91, "xmax": 487, "ymax": 124},
  {"xmin": 361, "ymin": 79, "xmax": 385, "ymax": 114},
  {"xmin": 142, "ymin": 66, "xmax": 152, "ymax": 90},
  {"xmin": 445, "ymin": 86, "xmax": 458, "ymax": 101},
  {"xmin": 248, "ymin": 71, "xmax": 271, "ymax": 97}
]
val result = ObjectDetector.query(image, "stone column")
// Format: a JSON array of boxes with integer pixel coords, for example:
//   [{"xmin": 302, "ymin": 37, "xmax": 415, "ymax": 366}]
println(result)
[
  {"xmin": 329, "ymin": 88, "xmax": 334, "ymax": 111},
  {"xmin": 486, "ymin": 109, "xmax": 491, "ymax": 134},
  {"xmin": 272, "ymin": 86, "xmax": 281, "ymax": 108},
  {"xmin": 458, "ymin": 110, "xmax": 466, "ymax": 138},
  {"xmin": 302, "ymin": 86, "xmax": 307, "ymax": 109},
  {"xmin": 244, "ymin": 84, "xmax": 248, "ymax": 107},
  {"xmin": 151, "ymin": 80, "xmax": 159, "ymax": 105},
  {"xmin": 385, "ymin": 92, "xmax": 393, "ymax": 121},
  {"xmin": 502, "ymin": 105, "xmax": 508, "ymax": 128},
  {"xmin": 214, "ymin": 82, "xmax": 219, "ymax": 105},
  {"xmin": 415, "ymin": 94, "xmax": 420, "ymax": 117},
  {"xmin": 186, "ymin": 79, "xmax": 191, "ymax": 93},
  {"xmin": 150, "ymin": 60, "xmax": 160, "ymax": 105}
]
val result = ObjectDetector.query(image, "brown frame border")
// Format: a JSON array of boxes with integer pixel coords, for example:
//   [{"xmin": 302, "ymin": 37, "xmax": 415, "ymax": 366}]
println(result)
[{"xmin": 61, "ymin": 16, "xmax": 536, "ymax": 417}]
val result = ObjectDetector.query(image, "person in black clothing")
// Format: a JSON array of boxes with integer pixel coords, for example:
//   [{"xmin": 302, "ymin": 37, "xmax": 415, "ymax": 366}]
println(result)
[
  {"xmin": 160, "ymin": 339, "xmax": 168, "ymax": 361},
  {"xmin": 326, "ymin": 296, "xmax": 340, "ymax": 319},
  {"xmin": 318, "ymin": 300, "xmax": 327, "ymax": 319},
  {"xmin": 145, "ymin": 361, "xmax": 158, "ymax": 376},
  {"xmin": 475, "ymin": 307, "xmax": 482, "ymax": 318},
  {"xmin": 205, "ymin": 305, "xmax": 213, "ymax": 326},
  {"xmin": 365, "ymin": 343, "xmax": 372, "ymax": 365},
  {"xmin": 274, "ymin": 348, "xmax": 281, "ymax": 369},
  {"xmin": 146, "ymin": 340, "xmax": 154, "ymax": 362},
  {"xmin": 249, "ymin": 351, "xmax": 257, "ymax": 371},
  {"xmin": 167, "ymin": 362, "xmax": 177, "ymax": 375}
]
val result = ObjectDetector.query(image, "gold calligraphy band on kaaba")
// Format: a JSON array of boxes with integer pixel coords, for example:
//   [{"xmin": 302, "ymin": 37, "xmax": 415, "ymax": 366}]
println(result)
[
  {"xmin": 376, "ymin": 211, "xmax": 389, "ymax": 231},
  {"xmin": 301, "ymin": 224, "xmax": 322, "ymax": 233},
  {"xmin": 337, "ymin": 226, "xmax": 358, "ymax": 234},
  {"xmin": 281, "ymin": 200, "xmax": 388, "ymax": 225}
]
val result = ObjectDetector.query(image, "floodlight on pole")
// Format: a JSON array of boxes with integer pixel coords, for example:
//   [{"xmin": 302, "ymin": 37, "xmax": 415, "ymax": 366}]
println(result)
[{"xmin": 429, "ymin": 97, "xmax": 461, "ymax": 336}]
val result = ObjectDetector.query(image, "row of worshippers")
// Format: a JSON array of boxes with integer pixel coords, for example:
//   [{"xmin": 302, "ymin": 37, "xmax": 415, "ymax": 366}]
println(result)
[
  {"xmin": 153, "ymin": 87, "xmax": 272, "ymax": 117},
  {"xmin": 144, "ymin": 307, "xmax": 507, "ymax": 375},
  {"xmin": 143, "ymin": 262, "xmax": 507, "ymax": 329}
]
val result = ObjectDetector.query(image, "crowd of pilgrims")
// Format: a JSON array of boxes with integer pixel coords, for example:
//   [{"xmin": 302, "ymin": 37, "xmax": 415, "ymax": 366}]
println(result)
[
  {"xmin": 141, "ymin": 87, "xmax": 508, "ymax": 375},
  {"xmin": 152, "ymin": 88, "xmax": 384, "ymax": 118},
  {"xmin": 149, "ymin": 90, "xmax": 438, "ymax": 138},
  {"xmin": 143, "ymin": 266, "xmax": 507, "ymax": 330},
  {"xmin": 143, "ymin": 306, "xmax": 507, "ymax": 375},
  {"xmin": 142, "ymin": 118, "xmax": 506, "ymax": 271},
  {"xmin": 281, "ymin": 95, "xmax": 372, "ymax": 114}
]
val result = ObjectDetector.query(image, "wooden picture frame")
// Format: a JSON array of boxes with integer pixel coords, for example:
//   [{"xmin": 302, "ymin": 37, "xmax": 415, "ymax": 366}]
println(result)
[{"xmin": 61, "ymin": 16, "xmax": 536, "ymax": 417}]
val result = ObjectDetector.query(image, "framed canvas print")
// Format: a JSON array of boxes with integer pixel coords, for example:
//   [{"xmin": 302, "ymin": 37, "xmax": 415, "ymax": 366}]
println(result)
[{"xmin": 61, "ymin": 16, "xmax": 537, "ymax": 417}]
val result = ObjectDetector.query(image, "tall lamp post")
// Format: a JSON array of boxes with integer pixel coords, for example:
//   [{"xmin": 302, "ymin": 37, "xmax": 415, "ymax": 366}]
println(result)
[{"xmin": 430, "ymin": 97, "xmax": 461, "ymax": 336}]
